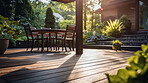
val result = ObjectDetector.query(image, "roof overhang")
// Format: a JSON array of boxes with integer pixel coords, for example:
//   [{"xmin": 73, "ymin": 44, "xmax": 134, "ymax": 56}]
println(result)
[{"xmin": 103, "ymin": 0, "xmax": 135, "ymax": 10}]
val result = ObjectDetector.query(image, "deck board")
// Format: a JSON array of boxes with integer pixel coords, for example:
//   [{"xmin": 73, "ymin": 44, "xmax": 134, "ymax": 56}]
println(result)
[{"xmin": 0, "ymin": 48, "xmax": 134, "ymax": 83}]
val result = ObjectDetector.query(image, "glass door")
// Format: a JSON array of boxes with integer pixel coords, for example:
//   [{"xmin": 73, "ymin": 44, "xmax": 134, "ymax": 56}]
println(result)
[{"xmin": 139, "ymin": 0, "xmax": 148, "ymax": 30}]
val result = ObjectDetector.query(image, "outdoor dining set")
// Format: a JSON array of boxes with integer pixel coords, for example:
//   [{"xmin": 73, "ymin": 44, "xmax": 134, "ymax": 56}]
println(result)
[{"xmin": 23, "ymin": 24, "xmax": 76, "ymax": 52}]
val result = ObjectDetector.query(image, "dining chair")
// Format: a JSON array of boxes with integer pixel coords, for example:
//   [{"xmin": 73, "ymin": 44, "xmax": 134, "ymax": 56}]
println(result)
[
  {"xmin": 57, "ymin": 24, "xmax": 76, "ymax": 51},
  {"xmin": 23, "ymin": 24, "xmax": 49, "ymax": 51}
]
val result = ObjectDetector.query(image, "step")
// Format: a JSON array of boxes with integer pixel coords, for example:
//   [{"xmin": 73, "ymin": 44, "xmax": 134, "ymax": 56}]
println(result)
[
  {"xmin": 83, "ymin": 45, "xmax": 141, "ymax": 51},
  {"xmin": 97, "ymin": 41, "xmax": 148, "ymax": 46},
  {"xmin": 123, "ymin": 34, "xmax": 148, "ymax": 37},
  {"xmin": 112, "ymin": 38, "xmax": 148, "ymax": 40}
]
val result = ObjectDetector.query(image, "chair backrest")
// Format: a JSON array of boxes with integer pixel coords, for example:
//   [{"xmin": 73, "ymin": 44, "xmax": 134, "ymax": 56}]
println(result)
[
  {"xmin": 23, "ymin": 24, "xmax": 33, "ymax": 40},
  {"xmin": 65, "ymin": 24, "xmax": 76, "ymax": 40}
]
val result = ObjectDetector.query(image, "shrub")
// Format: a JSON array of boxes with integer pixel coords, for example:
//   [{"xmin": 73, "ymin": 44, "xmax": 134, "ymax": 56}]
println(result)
[
  {"xmin": 45, "ymin": 7, "xmax": 55, "ymax": 28},
  {"xmin": 106, "ymin": 44, "xmax": 148, "ymax": 83},
  {"xmin": 58, "ymin": 20, "xmax": 74, "ymax": 29},
  {"xmin": 0, "ymin": 15, "xmax": 22, "ymax": 39},
  {"xmin": 14, "ymin": 0, "xmax": 34, "ymax": 22},
  {"xmin": 112, "ymin": 40, "xmax": 123, "ymax": 51},
  {"xmin": 102, "ymin": 19, "xmax": 124, "ymax": 38},
  {"xmin": 0, "ymin": 0, "xmax": 15, "ymax": 18},
  {"xmin": 0, "ymin": 15, "xmax": 23, "ymax": 46},
  {"xmin": 119, "ymin": 15, "xmax": 131, "ymax": 34},
  {"xmin": 95, "ymin": 22, "xmax": 105, "ymax": 35},
  {"xmin": 112, "ymin": 40, "xmax": 123, "ymax": 45},
  {"xmin": 83, "ymin": 31, "xmax": 93, "ymax": 43}
]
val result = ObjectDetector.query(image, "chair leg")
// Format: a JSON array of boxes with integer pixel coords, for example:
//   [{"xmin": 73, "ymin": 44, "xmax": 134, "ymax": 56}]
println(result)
[
  {"xmin": 58, "ymin": 40, "xmax": 60, "ymax": 51},
  {"xmin": 31, "ymin": 40, "xmax": 34, "ymax": 52},
  {"xmin": 62, "ymin": 40, "xmax": 64, "ymax": 51},
  {"xmin": 53, "ymin": 39, "xmax": 55, "ymax": 50},
  {"xmin": 64, "ymin": 40, "xmax": 67, "ymax": 52},
  {"xmin": 72, "ymin": 40, "xmax": 74, "ymax": 51},
  {"xmin": 47, "ymin": 38, "xmax": 49, "ymax": 51},
  {"xmin": 50, "ymin": 38, "xmax": 52, "ymax": 51},
  {"xmin": 26, "ymin": 40, "xmax": 29, "ymax": 51},
  {"xmin": 37, "ymin": 40, "xmax": 39, "ymax": 50},
  {"xmin": 68, "ymin": 41, "xmax": 71, "ymax": 51}
]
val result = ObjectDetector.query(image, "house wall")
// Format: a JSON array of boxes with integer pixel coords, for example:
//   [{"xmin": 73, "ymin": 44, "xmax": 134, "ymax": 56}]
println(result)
[
  {"xmin": 118, "ymin": 3, "xmax": 136, "ymax": 32},
  {"xmin": 102, "ymin": 8, "xmax": 118, "ymax": 21},
  {"xmin": 102, "ymin": 0, "xmax": 136, "ymax": 33}
]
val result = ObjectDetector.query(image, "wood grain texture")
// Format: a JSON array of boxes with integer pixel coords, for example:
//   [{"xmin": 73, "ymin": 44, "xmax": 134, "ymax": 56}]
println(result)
[{"xmin": 0, "ymin": 48, "xmax": 134, "ymax": 83}]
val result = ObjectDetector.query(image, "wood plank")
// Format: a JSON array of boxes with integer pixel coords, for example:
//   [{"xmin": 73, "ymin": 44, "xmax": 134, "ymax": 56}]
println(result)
[
  {"xmin": 0, "ymin": 56, "xmax": 129, "ymax": 75},
  {"xmin": 66, "ymin": 66, "xmax": 124, "ymax": 83},
  {"xmin": 6, "ymin": 59, "xmax": 127, "ymax": 83},
  {"xmin": 23, "ymin": 64, "xmax": 127, "ymax": 83},
  {"xmin": 0, "ymin": 48, "xmax": 134, "ymax": 83},
  {"xmin": 0, "ymin": 51, "xmax": 130, "ymax": 70}
]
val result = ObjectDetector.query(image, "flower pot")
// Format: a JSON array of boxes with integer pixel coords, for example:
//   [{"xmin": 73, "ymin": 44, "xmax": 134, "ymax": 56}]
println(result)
[
  {"xmin": 0, "ymin": 39, "xmax": 9, "ymax": 55},
  {"xmin": 112, "ymin": 44, "xmax": 121, "ymax": 51}
]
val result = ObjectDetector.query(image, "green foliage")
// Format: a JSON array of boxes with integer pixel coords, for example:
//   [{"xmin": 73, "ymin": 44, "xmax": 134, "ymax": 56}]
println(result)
[
  {"xmin": 102, "ymin": 19, "xmax": 124, "ymax": 38},
  {"xmin": 83, "ymin": 31, "xmax": 93, "ymax": 43},
  {"xmin": 112, "ymin": 40, "xmax": 123, "ymax": 45},
  {"xmin": 95, "ymin": 22, "xmax": 105, "ymax": 34},
  {"xmin": 106, "ymin": 44, "xmax": 148, "ymax": 83},
  {"xmin": 119, "ymin": 15, "xmax": 131, "ymax": 34},
  {"xmin": 0, "ymin": 0, "xmax": 15, "ymax": 18},
  {"xmin": 58, "ymin": 20, "xmax": 74, "ymax": 29},
  {"xmin": 52, "ymin": 2, "xmax": 75, "ymax": 20},
  {"xmin": 30, "ymin": 0, "xmax": 47, "ymax": 28},
  {"xmin": 112, "ymin": 40, "xmax": 123, "ymax": 51},
  {"xmin": 14, "ymin": 0, "xmax": 34, "ymax": 24},
  {"xmin": 45, "ymin": 7, "xmax": 55, "ymax": 28},
  {"xmin": 0, "ymin": 15, "xmax": 23, "ymax": 39}
]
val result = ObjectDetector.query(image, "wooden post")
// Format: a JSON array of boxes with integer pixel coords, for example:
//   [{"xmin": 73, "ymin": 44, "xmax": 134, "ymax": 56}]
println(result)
[
  {"xmin": 135, "ymin": 0, "xmax": 139, "ymax": 32},
  {"xmin": 76, "ymin": 0, "xmax": 83, "ymax": 55}
]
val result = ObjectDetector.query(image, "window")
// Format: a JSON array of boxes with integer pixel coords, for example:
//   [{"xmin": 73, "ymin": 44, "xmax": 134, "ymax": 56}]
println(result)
[{"xmin": 139, "ymin": 0, "xmax": 148, "ymax": 30}]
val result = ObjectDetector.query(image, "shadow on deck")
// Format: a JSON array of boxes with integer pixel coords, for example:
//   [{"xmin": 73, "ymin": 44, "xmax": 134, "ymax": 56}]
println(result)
[{"xmin": 0, "ymin": 48, "xmax": 134, "ymax": 83}]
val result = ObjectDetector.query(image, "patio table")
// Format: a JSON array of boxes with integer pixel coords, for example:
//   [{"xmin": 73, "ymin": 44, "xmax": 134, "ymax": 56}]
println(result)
[{"xmin": 32, "ymin": 28, "xmax": 66, "ymax": 52}]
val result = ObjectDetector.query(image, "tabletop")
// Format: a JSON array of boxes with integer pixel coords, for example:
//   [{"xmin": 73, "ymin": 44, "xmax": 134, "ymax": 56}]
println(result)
[{"xmin": 32, "ymin": 28, "xmax": 66, "ymax": 33}]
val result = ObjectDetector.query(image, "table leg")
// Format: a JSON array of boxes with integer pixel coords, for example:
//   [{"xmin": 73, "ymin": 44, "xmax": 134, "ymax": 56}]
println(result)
[
  {"xmin": 56, "ymin": 32, "xmax": 57, "ymax": 51},
  {"xmin": 49, "ymin": 33, "xmax": 52, "ymax": 50},
  {"xmin": 41, "ymin": 33, "xmax": 44, "ymax": 52}
]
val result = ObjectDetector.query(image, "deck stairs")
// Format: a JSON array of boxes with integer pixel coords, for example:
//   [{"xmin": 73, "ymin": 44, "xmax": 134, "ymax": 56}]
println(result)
[
  {"xmin": 84, "ymin": 34, "xmax": 148, "ymax": 51},
  {"xmin": 97, "ymin": 34, "xmax": 148, "ymax": 46}
]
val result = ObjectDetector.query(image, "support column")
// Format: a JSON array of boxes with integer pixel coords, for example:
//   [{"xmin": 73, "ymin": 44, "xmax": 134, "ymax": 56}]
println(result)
[{"xmin": 76, "ymin": 0, "xmax": 83, "ymax": 55}]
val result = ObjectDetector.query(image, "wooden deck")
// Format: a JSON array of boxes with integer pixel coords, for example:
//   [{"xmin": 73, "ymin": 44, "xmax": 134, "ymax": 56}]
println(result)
[{"xmin": 0, "ymin": 48, "xmax": 135, "ymax": 83}]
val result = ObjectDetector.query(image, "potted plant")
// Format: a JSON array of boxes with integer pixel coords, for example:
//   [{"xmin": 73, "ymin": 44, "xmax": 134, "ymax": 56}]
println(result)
[
  {"xmin": 112, "ymin": 40, "xmax": 123, "ymax": 51},
  {"xmin": 102, "ymin": 19, "xmax": 124, "ymax": 38},
  {"xmin": 0, "ymin": 15, "xmax": 22, "ymax": 55}
]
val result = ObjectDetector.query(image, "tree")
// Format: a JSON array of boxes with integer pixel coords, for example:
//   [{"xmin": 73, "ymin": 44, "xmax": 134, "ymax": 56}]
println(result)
[
  {"xmin": 31, "ymin": 0, "xmax": 47, "ymax": 28},
  {"xmin": 0, "ymin": 0, "xmax": 15, "ymax": 18},
  {"xmin": 14, "ymin": 0, "xmax": 34, "ymax": 24},
  {"xmin": 45, "ymin": 7, "xmax": 55, "ymax": 28},
  {"xmin": 83, "ymin": 0, "xmax": 102, "ymax": 31}
]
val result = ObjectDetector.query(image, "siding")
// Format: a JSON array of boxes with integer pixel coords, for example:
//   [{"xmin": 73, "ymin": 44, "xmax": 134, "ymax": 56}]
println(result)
[
  {"xmin": 118, "ymin": 3, "xmax": 136, "ymax": 32},
  {"xmin": 103, "ymin": 8, "xmax": 118, "ymax": 20},
  {"xmin": 102, "ymin": 0, "xmax": 136, "ymax": 33}
]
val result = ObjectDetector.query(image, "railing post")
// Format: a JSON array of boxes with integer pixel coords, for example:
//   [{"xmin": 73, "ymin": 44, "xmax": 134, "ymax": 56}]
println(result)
[{"xmin": 76, "ymin": 0, "xmax": 83, "ymax": 55}]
